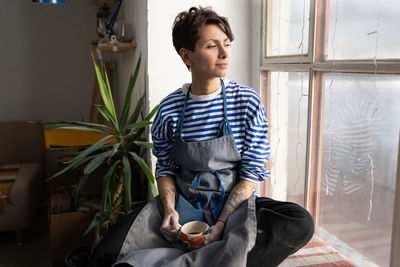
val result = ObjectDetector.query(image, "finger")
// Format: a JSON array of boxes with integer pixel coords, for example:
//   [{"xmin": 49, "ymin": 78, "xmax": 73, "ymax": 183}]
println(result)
[
  {"xmin": 163, "ymin": 226, "xmax": 180, "ymax": 239},
  {"xmin": 161, "ymin": 218, "xmax": 170, "ymax": 230},
  {"xmin": 204, "ymin": 233, "xmax": 213, "ymax": 244},
  {"xmin": 161, "ymin": 225, "xmax": 174, "ymax": 237},
  {"xmin": 172, "ymin": 224, "xmax": 181, "ymax": 232},
  {"xmin": 162, "ymin": 230, "xmax": 176, "ymax": 242},
  {"xmin": 170, "ymin": 216, "xmax": 181, "ymax": 229}
]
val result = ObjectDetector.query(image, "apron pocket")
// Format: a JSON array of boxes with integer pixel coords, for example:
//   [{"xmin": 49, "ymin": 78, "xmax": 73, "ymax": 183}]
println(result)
[{"xmin": 175, "ymin": 194, "xmax": 204, "ymax": 225}]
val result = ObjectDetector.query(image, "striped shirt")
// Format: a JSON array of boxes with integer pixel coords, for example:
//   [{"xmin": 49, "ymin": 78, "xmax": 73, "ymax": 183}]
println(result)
[{"xmin": 151, "ymin": 79, "xmax": 270, "ymax": 183}]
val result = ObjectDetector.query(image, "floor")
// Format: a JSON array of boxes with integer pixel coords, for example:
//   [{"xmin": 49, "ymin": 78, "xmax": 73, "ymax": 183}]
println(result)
[{"xmin": 0, "ymin": 202, "xmax": 51, "ymax": 267}]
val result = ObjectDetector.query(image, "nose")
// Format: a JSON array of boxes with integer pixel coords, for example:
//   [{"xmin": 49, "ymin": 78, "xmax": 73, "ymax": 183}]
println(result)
[{"xmin": 218, "ymin": 44, "xmax": 229, "ymax": 59}]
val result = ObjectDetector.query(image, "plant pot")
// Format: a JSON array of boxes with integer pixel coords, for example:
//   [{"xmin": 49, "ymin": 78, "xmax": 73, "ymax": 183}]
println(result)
[{"xmin": 64, "ymin": 246, "xmax": 91, "ymax": 267}]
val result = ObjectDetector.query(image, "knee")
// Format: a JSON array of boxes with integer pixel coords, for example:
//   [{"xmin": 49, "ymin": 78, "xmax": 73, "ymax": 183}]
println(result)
[
  {"xmin": 290, "ymin": 204, "xmax": 314, "ymax": 248},
  {"xmin": 254, "ymin": 197, "xmax": 314, "ymax": 249}
]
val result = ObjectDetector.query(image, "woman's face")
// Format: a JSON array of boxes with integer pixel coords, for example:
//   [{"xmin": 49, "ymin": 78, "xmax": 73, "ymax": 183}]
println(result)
[{"xmin": 182, "ymin": 24, "xmax": 231, "ymax": 79}]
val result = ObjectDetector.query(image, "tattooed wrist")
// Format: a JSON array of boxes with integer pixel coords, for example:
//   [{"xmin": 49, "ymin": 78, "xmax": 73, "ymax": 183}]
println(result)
[
  {"xmin": 218, "ymin": 180, "xmax": 256, "ymax": 222},
  {"xmin": 157, "ymin": 176, "xmax": 178, "ymax": 213}
]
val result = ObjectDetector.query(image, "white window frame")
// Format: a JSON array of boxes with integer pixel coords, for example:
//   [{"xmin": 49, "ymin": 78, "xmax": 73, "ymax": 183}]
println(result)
[{"xmin": 258, "ymin": 0, "xmax": 400, "ymax": 266}]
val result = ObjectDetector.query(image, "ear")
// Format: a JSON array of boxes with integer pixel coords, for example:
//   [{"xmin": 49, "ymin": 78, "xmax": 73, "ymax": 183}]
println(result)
[{"xmin": 179, "ymin": 48, "xmax": 192, "ymax": 68}]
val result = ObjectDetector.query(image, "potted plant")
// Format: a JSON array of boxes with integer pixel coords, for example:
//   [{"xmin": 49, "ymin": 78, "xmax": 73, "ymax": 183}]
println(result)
[{"xmin": 46, "ymin": 55, "xmax": 157, "ymax": 266}]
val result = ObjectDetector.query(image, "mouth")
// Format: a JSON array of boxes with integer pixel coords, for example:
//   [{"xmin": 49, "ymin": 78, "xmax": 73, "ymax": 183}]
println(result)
[{"xmin": 216, "ymin": 63, "xmax": 228, "ymax": 68}]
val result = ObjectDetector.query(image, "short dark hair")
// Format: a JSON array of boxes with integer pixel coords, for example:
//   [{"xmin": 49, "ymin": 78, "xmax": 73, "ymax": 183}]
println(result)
[{"xmin": 172, "ymin": 6, "xmax": 234, "ymax": 54}]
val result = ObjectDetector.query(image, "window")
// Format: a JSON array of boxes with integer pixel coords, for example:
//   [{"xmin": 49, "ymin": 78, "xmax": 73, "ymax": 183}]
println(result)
[{"xmin": 260, "ymin": 1, "xmax": 400, "ymax": 266}]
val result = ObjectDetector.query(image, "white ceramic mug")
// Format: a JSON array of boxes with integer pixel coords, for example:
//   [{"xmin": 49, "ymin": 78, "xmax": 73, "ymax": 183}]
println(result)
[{"xmin": 180, "ymin": 221, "xmax": 211, "ymax": 250}]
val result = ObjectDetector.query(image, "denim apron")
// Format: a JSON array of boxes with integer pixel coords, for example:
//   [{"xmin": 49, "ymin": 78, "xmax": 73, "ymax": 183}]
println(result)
[
  {"xmin": 115, "ymin": 79, "xmax": 257, "ymax": 267},
  {"xmin": 171, "ymin": 78, "xmax": 241, "ymax": 225}
]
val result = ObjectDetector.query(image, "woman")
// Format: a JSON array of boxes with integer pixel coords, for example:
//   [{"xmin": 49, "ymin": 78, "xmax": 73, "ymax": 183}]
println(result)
[{"xmin": 89, "ymin": 6, "xmax": 313, "ymax": 267}]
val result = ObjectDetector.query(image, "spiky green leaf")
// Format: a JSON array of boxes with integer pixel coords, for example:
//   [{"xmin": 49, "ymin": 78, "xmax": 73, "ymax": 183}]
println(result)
[
  {"xmin": 84, "ymin": 151, "xmax": 113, "ymax": 175},
  {"xmin": 149, "ymin": 182, "xmax": 159, "ymax": 198},
  {"xmin": 93, "ymin": 61, "xmax": 113, "ymax": 115},
  {"xmin": 110, "ymin": 143, "xmax": 120, "ymax": 160},
  {"xmin": 125, "ymin": 121, "xmax": 152, "ymax": 130},
  {"xmin": 83, "ymin": 213, "xmax": 101, "ymax": 236},
  {"xmin": 127, "ymin": 95, "xmax": 144, "ymax": 126},
  {"xmin": 146, "ymin": 104, "xmax": 159, "ymax": 121},
  {"xmin": 45, "ymin": 120, "xmax": 114, "ymax": 134},
  {"xmin": 122, "ymin": 156, "xmax": 132, "ymax": 212},
  {"xmin": 72, "ymin": 174, "xmax": 90, "ymax": 206},
  {"xmin": 120, "ymin": 55, "xmax": 141, "ymax": 129},
  {"xmin": 100, "ymin": 161, "xmax": 119, "ymax": 216},
  {"xmin": 132, "ymin": 141, "xmax": 153, "ymax": 149},
  {"xmin": 103, "ymin": 70, "xmax": 118, "ymax": 121},
  {"xmin": 95, "ymin": 105, "xmax": 118, "ymax": 128},
  {"xmin": 55, "ymin": 126, "xmax": 113, "ymax": 136},
  {"xmin": 81, "ymin": 201, "xmax": 101, "ymax": 210},
  {"xmin": 92, "ymin": 54, "xmax": 118, "ymax": 127},
  {"xmin": 129, "ymin": 152, "xmax": 154, "ymax": 184},
  {"xmin": 46, "ymin": 136, "xmax": 111, "ymax": 181}
]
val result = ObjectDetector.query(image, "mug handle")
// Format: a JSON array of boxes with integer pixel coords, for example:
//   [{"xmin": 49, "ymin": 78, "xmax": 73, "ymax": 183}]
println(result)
[{"xmin": 202, "ymin": 228, "xmax": 211, "ymax": 235}]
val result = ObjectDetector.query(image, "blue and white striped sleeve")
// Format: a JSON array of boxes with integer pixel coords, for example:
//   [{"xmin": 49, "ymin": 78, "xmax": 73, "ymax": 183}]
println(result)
[
  {"xmin": 239, "ymin": 94, "xmax": 270, "ymax": 183},
  {"xmin": 151, "ymin": 107, "xmax": 177, "ymax": 179}
]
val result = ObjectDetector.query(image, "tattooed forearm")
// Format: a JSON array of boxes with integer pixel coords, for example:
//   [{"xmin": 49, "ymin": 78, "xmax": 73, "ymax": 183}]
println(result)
[
  {"xmin": 157, "ymin": 176, "xmax": 177, "ymax": 213},
  {"xmin": 218, "ymin": 180, "xmax": 256, "ymax": 222},
  {"xmin": 160, "ymin": 188, "xmax": 176, "ymax": 204}
]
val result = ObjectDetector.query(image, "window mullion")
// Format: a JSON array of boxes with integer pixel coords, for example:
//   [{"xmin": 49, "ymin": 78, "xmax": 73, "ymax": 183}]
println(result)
[
  {"xmin": 390, "ymin": 134, "xmax": 400, "ymax": 266},
  {"xmin": 304, "ymin": 0, "xmax": 327, "ymax": 223},
  {"xmin": 314, "ymin": 0, "xmax": 329, "ymax": 62},
  {"xmin": 305, "ymin": 70, "xmax": 324, "ymax": 224}
]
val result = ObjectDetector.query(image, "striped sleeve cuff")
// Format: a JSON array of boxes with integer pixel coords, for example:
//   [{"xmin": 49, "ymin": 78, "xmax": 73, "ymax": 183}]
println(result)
[
  {"xmin": 155, "ymin": 169, "xmax": 176, "ymax": 179},
  {"xmin": 239, "ymin": 168, "xmax": 270, "ymax": 183}
]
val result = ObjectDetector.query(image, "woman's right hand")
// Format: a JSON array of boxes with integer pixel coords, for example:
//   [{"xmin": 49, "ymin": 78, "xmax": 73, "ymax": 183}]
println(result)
[{"xmin": 160, "ymin": 209, "xmax": 181, "ymax": 242}]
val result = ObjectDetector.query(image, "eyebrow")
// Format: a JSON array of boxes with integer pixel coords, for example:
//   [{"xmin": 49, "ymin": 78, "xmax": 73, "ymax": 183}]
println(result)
[{"xmin": 205, "ymin": 38, "xmax": 231, "ymax": 42}]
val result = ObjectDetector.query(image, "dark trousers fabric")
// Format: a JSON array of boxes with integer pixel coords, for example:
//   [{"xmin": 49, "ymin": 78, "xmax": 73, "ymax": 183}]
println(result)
[
  {"xmin": 87, "ymin": 197, "xmax": 314, "ymax": 267},
  {"xmin": 246, "ymin": 197, "xmax": 314, "ymax": 267}
]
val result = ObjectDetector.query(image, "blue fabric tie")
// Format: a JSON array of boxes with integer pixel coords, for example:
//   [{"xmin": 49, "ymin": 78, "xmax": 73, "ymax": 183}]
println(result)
[{"xmin": 189, "ymin": 171, "xmax": 225, "ymax": 225}]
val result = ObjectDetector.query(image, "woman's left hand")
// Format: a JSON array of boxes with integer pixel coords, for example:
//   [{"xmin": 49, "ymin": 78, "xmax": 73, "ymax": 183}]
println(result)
[{"xmin": 204, "ymin": 220, "xmax": 225, "ymax": 245}]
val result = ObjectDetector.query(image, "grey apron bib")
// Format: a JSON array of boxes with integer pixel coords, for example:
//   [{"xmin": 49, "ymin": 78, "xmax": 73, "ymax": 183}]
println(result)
[
  {"xmin": 171, "ymin": 78, "xmax": 241, "ymax": 225},
  {"xmin": 115, "ymin": 78, "xmax": 257, "ymax": 267}
]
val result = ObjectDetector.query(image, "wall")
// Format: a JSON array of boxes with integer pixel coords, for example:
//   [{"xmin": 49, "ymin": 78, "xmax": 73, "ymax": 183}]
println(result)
[
  {"xmin": 0, "ymin": 0, "xmax": 98, "ymax": 122},
  {"xmin": 250, "ymin": 0, "xmax": 263, "ymax": 93},
  {"xmin": 0, "ymin": 0, "xmax": 253, "ymax": 123},
  {"xmin": 115, "ymin": 0, "xmax": 148, "ymax": 114}
]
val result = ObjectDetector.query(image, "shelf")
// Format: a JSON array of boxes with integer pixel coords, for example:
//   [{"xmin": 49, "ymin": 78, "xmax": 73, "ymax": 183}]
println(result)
[
  {"xmin": 44, "ymin": 129, "xmax": 116, "ymax": 148},
  {"xmin": 91, "ymin": 0, "xmax": 116, "ymax": 6},
  {"xmin": 95, "ymin": 41, "xmax": 137, "ymax": 53}
]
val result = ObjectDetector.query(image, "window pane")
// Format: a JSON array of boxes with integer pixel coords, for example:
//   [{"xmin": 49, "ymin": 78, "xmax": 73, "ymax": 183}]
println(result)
[
  {"xmin": 319, "ymin": 73, "xmax": 400, "ymax": 266},
  {"xmin": 266, "ymin": 72, "xmax": 309, "ymax": 206},
  {"xmin": 327, "ymin": 0, "xmax": 400, "ymax": 60},
  {"xmin": 266, "ymin": 0, "xmax": 310, "ymax": 57}
]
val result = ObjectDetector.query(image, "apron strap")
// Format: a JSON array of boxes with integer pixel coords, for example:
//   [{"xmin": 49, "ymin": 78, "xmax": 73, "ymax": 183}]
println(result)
[
  {"xmin": 217, "ymin": 78, "xmax": 233, "ymax": 137},
  {"xmin": 210, "ymin": 170, "xmax": 225, "ymax": 219},
  {"xmin": 176, "ymin": 86, "xmax": 191, "ymax": 135}
]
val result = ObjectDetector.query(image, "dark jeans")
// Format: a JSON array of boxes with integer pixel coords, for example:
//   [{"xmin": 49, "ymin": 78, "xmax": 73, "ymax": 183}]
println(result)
[
  {"xmin": 87, "ymin": 197, "xmax": 314, "ymax": 267},
  {"xmin": 246, "ymin": 197, "xmax": 314, "ymax": 266}
]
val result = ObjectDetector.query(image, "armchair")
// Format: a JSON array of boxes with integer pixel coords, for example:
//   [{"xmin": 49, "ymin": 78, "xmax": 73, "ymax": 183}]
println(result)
[{"xmin": 0, "ymin": 121, "xmax": 45, "ymax": 244}]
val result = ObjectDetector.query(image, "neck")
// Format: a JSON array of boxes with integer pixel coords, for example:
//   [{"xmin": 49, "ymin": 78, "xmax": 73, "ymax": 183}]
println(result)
[{"xmin": 190, "ymin": 75, "xmax": 221, "ymax": 95}]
